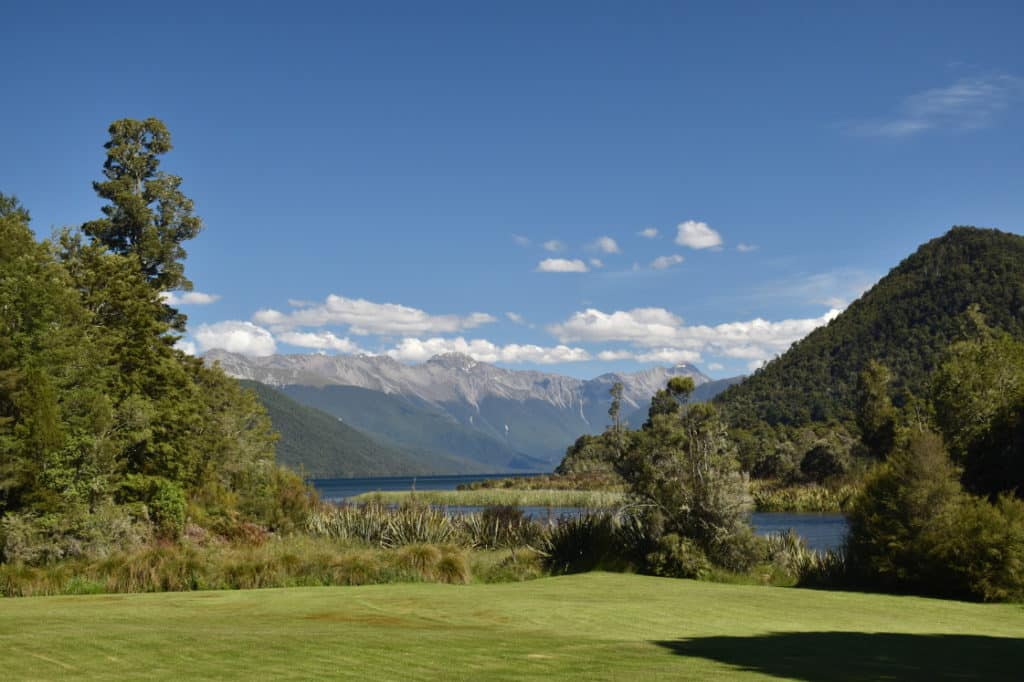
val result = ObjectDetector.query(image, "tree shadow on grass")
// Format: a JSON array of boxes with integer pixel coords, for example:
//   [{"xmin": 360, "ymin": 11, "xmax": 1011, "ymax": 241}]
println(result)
[{"xmin": 656, "ymin": 632, "xmax": 1024, "ymax": 681}]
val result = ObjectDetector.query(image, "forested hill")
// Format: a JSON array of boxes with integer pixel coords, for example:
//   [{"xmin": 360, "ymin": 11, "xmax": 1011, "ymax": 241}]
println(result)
[{"xmin": 716, "ymin": 227, "xmax": 1024, "ymax": 427}]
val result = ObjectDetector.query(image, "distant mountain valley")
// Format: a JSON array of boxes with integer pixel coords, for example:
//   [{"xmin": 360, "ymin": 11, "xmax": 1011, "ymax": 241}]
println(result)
[{"xmin": 208, "ymin": 350, "xmax": 740, "ymax": 476}]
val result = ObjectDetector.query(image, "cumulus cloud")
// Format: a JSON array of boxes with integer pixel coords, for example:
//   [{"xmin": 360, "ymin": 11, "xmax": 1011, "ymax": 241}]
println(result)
[
  {"xmin": 161, "ymin": 291, "xmax": 221, "ymax": 305},
  {"xmin": 675, "ymin": 220, "xmax": 723, "ymax": 249},
  {"xmin": 385, "ymin": 337, "xmax": 591, "ymax": 364},
  {"xmin": 174, "ymin": 339, "xmax": 197, "ymax": 355},
  {"xmin": 639, "ymin": 228, "xmax": 659, "ymax": 239},
  {"xmin": 597, "ymin": 348, "xmax": 702, "ymax": 364},
  {"xmin": 252, "ymin": 295, "xmax": 496, "ymax": 335},
  {"xmin": 276, "ymin": 331, "xmax": 366, "ymax": 353},
  {"xmin": 736, "ymin": 243, "xmax": 758, "ymax": 253},
  {"xmin": 650, "ymin": 254, "xmax": 685, "ymax": 270},
  {"xmin": 537, "ymin": 258, "xmax": 589, "ymax": 273},
  {"xmin": 543, "ymin": 240, "xmax": 566, "ymax": 252},
  {"xmin": 513, "ymin": 234, "xmax": 531, "ymax": 247},
  {"xmin": 550, "ymin": 306, "xmax": 841, "ymax": 367},
  {"xmin": 592, "ymin": 236, "xmax": 621, "ymax": 254},
  {"xmin": 707, "ymin": 362, "xmax": 724, "ymax": 371},
  {"xmin": 850, "ymin": 74, "xmax": 1024, "ymax": 137},
  {"xmin": 589, "ymin": 258, "xmax": 605, "ymax": 269},
  {"xmin": 195, "ymin": 321, "xmax": 277, "ymax": 357}
]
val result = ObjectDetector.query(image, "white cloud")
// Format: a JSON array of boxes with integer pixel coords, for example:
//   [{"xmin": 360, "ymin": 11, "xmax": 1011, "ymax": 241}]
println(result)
[
  {"xmin": 597, "ymin": 348, "xmax": 702, "ymax": 364},
  {"xmin": 707, "ymin": 362, "xmax": 724, "ymax": 371},
  {"xmin": 195, "ymin": 321, "xmax": 277, "ymax": 357},
  {"xmin": 551, "ymin": 307, "xmax": 841, "ymax": 367},
  {"xmin": 592, "ymin": 236, "xmax": 621, "ymax": 254},
  {"xmin": 736, "ymin": 243, "xmax": 758, "ymax": 253},
  {"xmin": 513, "ymin": 234, "xmax": 531, "ymax": 247},
  {"xmin": 650, "ymin": 254, "xmax": 685, "ymax": 270},
  {"xmin": 675, "ymin": 220, "xmax": 723, "ymax": 249},
  {"xmin": 174, "ymin": 339, "xmax": 197, "ymax": 355},
  {"xmin": 506, "ymin": 312, "xmax": 527, "ymax": 325},
  {"xmin": 589, "ymin": 258, "xmax": 605, "ymax": 269},
  {"xmin": 851, "ymin": 74, "xmax": 1024, "ymax": 137},
  {"xmin": 537, "ymin": 258, "xmax": 589, "ymax": 273},
  {"xmin": 161, "ymin": 291, "xmax": 221, "ymax": 305},
  {"xmin": 543, "ymin": 240, "xmax": 566, "ymax": 252},
  {"xmin": 252, "ymin": 295, "xmax": 496, "ymax": 335},
  {"xmin": 639, "ymin": 228, "xmax": 659, "ymax": 239},
  {"xmin": 277, "ymin": 331, "xmax": 366, "ymax": 353},
  {"xmin": 385, "ymin": 337, "xmax": 591, "ymax": 364}
]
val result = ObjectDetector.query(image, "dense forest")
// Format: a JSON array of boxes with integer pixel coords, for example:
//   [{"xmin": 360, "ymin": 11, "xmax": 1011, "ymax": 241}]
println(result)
[
  {"xmin": 0, "ymin": 119, "xmax": 310, "ymax": 563},
  {"xmin": 716, "ymin": 227, "xmax": 1024, "ymax": 427}
]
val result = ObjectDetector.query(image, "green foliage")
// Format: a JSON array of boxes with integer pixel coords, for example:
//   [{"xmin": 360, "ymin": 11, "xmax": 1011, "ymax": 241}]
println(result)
[
  {"xmin": 799, "ymin": 442, "xmax": 848, "ymax": 483},
  {"xmin": 717, "ymin": 227, "xmax": 1024, "ymax": 428},
  {"xmin": 645, "ymin": 533, "xmax": 711, "ymax": 579},
  {"xmin": 81, "ymin": 118, "xmax": 202, "ymax": 319},
  {"xmin": 855, "ymin": 360, "xmax": 898, "ymax": 459},
  {"xmin": 555, "ymin": 433, "xmax": 619, "ymax": 476},
  {"xmin": 119, "ymin": 475, "xmax": 186, "ymax": 539},
  {"xmin": 845, "ymin": 430, "xmax": 1024, "ymax": 601},
  {"xmin": 932, "ymin": 321, "xmax": 1024, "ymax": 497},
  {"xmin": 616, "ymin": 400, "xmax": 754, "ymax": 568},
  {"xmin": 0, "ymin": 121, "xmax": 310, "ymax": 564}
]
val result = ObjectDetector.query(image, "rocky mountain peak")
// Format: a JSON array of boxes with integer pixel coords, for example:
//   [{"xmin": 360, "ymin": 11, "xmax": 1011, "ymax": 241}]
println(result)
[{"xmin": 426, "ymin": 352, "xmax": 479, "ymax": 371}]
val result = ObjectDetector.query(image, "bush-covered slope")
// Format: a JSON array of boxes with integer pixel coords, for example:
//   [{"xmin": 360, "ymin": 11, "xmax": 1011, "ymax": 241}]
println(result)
[
  {"xmin": 716, "ymin": 227, "xmax": 1024, "ymax": 427},
  {"xmin": 243, "ymin": 381, "xmax": 479, "ymax": 478}
]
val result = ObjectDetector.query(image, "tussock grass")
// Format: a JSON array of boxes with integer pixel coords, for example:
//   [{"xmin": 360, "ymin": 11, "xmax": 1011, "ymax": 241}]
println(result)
[{"xmin": 0, "ymin": 536, "xmax": 491, "ymax": 596}]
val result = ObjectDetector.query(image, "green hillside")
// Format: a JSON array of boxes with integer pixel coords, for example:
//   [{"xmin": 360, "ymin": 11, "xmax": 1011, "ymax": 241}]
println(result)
[
  {"xmin": 716, "ymin": 227, "xmax": 1024, "ymax": 427},
  {"xmin": 243, "ymin": 381, "xmax": 479, "ymax": 478}
]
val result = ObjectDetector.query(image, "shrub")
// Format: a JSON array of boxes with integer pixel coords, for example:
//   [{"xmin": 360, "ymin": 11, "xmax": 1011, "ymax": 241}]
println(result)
[
  {"xmin": 707, "ymin": 525, "xmax": 765, "ymax": 573},
  {"xmin": 800, "ymin": 442, "xmax": 847, "ymax": 483},
  {"xmin": 0, "ymin": 505, "xmax": 150, "ymax": 565},
  {"xmin": 541, "ymin": 512, "xmax": 638, "ymax": 574},
  {"xmin": 645, "ymin": 534, "xmax": 711, "ymax": 579},
  {"xmin": 846, "ymin": 429, "xmax": 1024, "ymax": 601}
]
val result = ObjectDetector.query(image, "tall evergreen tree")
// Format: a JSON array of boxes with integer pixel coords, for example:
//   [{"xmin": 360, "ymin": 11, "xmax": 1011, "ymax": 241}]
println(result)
[{"xmin": 81, "ymin": 118, "xmax": 202, "ymax": 329}]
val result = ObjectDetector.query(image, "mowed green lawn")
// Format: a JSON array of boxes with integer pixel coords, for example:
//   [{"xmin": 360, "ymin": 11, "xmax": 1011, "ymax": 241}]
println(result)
[{"xmin": 2, "ymin": 573, "xmax": 1023, "ymax": 680}]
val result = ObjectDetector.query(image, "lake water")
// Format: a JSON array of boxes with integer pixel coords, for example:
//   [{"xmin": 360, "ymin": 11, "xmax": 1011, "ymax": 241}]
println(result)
[{"xmin": 311, "ymin": 474, "xmax": 848, "ymax": 552}]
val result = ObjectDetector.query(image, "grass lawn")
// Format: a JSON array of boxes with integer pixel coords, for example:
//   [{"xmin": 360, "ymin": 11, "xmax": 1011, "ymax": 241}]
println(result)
[{"xmin": 2, "ymin": 572, "xmax": 1023, "ymax": 680}]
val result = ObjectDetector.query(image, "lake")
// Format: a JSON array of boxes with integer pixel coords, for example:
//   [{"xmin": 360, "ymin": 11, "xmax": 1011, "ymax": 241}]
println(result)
[{"xmin": 311, "ymin": 474, "xmax": 848, "ymax": 552}]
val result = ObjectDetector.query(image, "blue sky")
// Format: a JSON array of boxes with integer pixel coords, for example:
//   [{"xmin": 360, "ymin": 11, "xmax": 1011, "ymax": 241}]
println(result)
[{"xmin": 3, "ymin": 1, "xmax": 1023, "ymax": 378}]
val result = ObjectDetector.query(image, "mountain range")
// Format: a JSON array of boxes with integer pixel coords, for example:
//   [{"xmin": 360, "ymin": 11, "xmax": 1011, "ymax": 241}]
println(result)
[{"xmin": 208, "ymin": 350, "xmax": 738, "ymax": 475}]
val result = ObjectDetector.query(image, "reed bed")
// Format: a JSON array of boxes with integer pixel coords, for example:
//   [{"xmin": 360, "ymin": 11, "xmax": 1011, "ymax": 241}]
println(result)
[
  {"xmin": 458, "ymin": 472, "xmax": 625, "ymax": 492},
  {"xmin": 750, "ymin": 481, "xmax": 859, "ymax": 512},
  {"xmin": 306, "ymin": 502, "xmax": 552, "ymax": 550},
  {"xmin": 348, "ymin": 488, "xmax": 625, "ymax": 509}
]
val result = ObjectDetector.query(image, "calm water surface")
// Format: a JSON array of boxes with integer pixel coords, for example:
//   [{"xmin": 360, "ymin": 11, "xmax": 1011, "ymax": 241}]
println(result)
[{"xmin": 311, "ymin": 475, "xmax": 848, "ymax": 552}]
